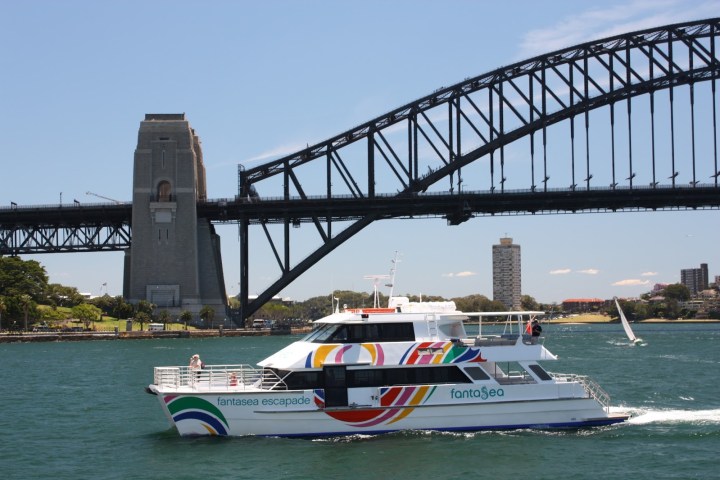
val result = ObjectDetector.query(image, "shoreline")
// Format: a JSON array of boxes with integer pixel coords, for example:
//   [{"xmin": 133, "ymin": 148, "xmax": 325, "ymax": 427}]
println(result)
[
  {"xmin": 544, "ymin": 317, "xmax": 720, "ymax": 324},
  {"xmin": 0, "ymin": 326, "xmax": 312, "ymax": 344},
  {"xmin": 2, "ymin": 319, "xmax": 717, "ymax": 343}
]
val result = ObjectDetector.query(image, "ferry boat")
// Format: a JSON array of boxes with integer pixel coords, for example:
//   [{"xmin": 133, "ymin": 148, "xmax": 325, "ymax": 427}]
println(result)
[{"xmin": 146, "ymin": 297, "xmax": 629, "ymax": 437}]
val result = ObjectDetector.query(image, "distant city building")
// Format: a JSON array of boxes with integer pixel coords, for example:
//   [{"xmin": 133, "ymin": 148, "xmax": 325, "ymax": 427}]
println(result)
[
  {"xmin": 492, "ymin": 237, "xmax": 521, "ymax": 310},
  {"xmin": 562, "ymin": 298, "xmax": 605, "ymax": 313},
  {"xmin": 651, "ymin": 283, "xmax": 669, "ymax": 294},
  {"xmin": 680, "ymin": 263, "xmax": 709, "ymax": 295}
]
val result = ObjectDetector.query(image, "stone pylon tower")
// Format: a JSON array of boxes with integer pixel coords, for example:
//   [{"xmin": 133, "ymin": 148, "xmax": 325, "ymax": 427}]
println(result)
[{"xmin": 124, "ymin": 114, "xmax": 227, "ymax": 322}]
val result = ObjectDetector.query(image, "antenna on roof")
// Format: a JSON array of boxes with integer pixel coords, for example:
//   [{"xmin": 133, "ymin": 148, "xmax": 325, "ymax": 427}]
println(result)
[
  {"xmin": 363, "ymin": 275, "xmax": 390, "ymax": 308},
  {"xmin": 386, "ymin": 251, "xmax": 401, "ymax": 306}
]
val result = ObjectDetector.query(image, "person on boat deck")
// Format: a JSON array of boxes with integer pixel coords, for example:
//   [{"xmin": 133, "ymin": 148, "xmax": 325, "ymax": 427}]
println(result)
[
  {"xmin": 189, "ymin": 354, "xmax": 203, "ymax": 369},
  {"xmin": 531, "ymin": 320, "xmax": 543, "ymax": 337}
]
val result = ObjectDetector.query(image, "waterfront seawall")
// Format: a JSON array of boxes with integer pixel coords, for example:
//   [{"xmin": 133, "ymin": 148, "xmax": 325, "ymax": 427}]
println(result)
[{"xmin": 0, "ymin": 327, "xmax": 311, "ymax": 343}]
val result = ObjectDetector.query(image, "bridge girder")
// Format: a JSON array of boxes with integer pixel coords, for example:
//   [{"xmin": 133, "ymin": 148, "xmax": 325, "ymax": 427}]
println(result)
[
  {"xmin": 0, "ymin": 204, "xmax": 132, "ymax": 255},
  {"xmin": 234, "ymin": 18, "xmax": 720, "ymax": 321}
]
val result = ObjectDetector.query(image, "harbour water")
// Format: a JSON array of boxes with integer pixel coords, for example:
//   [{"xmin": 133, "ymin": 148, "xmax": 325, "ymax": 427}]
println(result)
[{"xmin": 1, "ymin": 323, "xmax": 718, "ymax": 480}]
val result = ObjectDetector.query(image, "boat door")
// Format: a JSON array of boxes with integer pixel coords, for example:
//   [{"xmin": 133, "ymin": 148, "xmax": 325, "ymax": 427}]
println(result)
[
  {"xmin": 427, "ymin": 315, "xmax": 438, "ymax": 338},
  {"xmin": 323, "ymin": 365, "xmax": 348, "ymax": 408}
]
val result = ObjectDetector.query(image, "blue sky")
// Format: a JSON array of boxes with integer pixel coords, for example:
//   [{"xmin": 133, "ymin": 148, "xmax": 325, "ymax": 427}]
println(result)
[{"xmin": 1, "ymin": 0, "xmax": 718, "ymax": 305}]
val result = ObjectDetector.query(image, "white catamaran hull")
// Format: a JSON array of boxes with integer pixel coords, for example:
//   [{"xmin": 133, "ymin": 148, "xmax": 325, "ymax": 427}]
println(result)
[
  {"xmin": 148, "ymin": 297, "xmax": 630, "ymax": 437},
  {"xmin": 149, "ymin": 384, "xmax": 626, "ymax": 437}
]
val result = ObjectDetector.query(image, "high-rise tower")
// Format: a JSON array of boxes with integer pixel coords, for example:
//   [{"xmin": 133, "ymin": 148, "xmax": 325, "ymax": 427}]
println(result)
[
  {"xmin": 680, "ymin": 263, "xmax": 709, "ymax": 295},
  {"xmin": 492, "ymin": 237, "xmax": 521, "ymax": 310},
  {"xmin": 124, "ymin": 114, "xmax": 227, "ymax": 321}
]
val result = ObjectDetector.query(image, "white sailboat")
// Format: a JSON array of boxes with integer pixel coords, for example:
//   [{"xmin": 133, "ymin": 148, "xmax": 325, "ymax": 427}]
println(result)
[{"xmin": 614, "ymin": 297, "xmax": 642, "ymax": 344}]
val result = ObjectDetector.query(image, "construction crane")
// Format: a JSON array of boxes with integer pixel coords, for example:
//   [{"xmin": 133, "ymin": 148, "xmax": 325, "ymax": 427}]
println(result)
[{"xmin": 86, "ymin": 191, "xmax": 124, "ymax": 204}]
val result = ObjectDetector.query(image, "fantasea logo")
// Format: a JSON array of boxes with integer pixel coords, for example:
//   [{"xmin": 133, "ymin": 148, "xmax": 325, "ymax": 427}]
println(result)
[
  {"xmin": 217, "ymin": 396, "xmax": 311, "ymax": 407},
  {"xmin": 450, "ymin": 386, "xmax": 504, "ymax": 400}
]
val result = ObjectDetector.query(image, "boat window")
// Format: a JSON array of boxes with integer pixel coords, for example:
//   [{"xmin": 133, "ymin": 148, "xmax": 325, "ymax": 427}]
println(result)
[
  {"xmin": 377, "ymin": 323, "xmax": 415, "ymax": 342},
  {"xmin": 279, "ymin": 365, "xmax": 473, "ymax": 390},
  {"xmin": 491, "ymin": 362, "xmax": 536, "ymax": 385},
  {"xmin": 349, "ymin": 366, "xmax": 472, "ymax": 387},
  {"xmin": 438, "ymin": 321, "xmax": 466, "ymax": 338},
  {"xmin": 274, "ymin": 369, "xmax": 322, "ymax": 390},
  {"xmin": 305, "ymin": 322, "xmax": 415, "ymax": 343},
  {"xmin": 463, "ymin": 366, "xmax": 491, "ymax": 381},
  {"xmin": 528, "ymin": 364, "xmax": 552, "ymax": 381},
  {"xmin": 324, "ymin": 366, "xmax": 347, "ymax": 388},
  {"xmin": 302, "ymin": 324, "xmax": 337, "ymax": 343},
  {"xmin": 350, "ymin": 369, "xmax": 384, "ymax": 387},
  {"xmin": 327, "ymin": 326, "xmax": 349, "ymax": 343}
]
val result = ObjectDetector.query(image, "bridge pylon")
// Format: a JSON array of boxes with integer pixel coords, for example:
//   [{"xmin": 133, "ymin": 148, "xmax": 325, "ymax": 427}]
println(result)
[{"xmin": 124, "ymin": 114, "xmax": 227, "ymax": 323}]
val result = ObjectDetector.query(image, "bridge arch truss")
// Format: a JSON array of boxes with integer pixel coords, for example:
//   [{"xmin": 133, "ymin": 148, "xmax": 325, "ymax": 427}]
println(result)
[{"xmin": 233, "ymin": 18, "xmax": 720, "ymax": 319}]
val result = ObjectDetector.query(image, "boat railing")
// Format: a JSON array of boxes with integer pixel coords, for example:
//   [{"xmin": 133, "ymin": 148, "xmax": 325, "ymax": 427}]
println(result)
[
  {"xmin": 153, "ymin": 364, "xmax": 287, "ymax": 391},
  {"xmin": 551, "ymin": 373, "xmax": 611, "ymax": 412},
  {"xmin": 469, "ymin": 334, "xmax": 544, "ymax": 347}
]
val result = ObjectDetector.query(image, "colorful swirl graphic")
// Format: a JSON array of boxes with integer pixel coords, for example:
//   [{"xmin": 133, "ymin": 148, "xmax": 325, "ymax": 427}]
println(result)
[
  {"xmin": 324, "ymin": 385, "xmax": 436, "ymax": 427},
  {"xmin": 313, "ymin": 389, "xmax": 326, "ymax": 408},
  {"xmin": 399, "ymin": 342, "xmax": 486, "ymax": 365},
  {"xmin": 165, "ymin": 396, "xmax": 229, "ymax": 436},
  {"xmin": 305, "ymin": 343, "xmax": 386, "ymax": 368}
]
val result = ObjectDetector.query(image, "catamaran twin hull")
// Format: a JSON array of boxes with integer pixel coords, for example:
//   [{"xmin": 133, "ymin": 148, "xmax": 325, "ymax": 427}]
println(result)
[
  {"xmin": 148, "ymin": 382, "xmax": 627, "ymax": 437},
  {"xmin": 148, "ymin": 301, "xmax": 629, "ymax": 437}
]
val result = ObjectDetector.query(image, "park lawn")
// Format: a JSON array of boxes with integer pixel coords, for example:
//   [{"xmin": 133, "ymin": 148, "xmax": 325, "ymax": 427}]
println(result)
[
  {"xmin": 35, "ymin": 305, "xmax": 195, "ymax": 331},
  {"xmin": 545, "ymin": 313, "xmax": 612, "ymax": 323}
]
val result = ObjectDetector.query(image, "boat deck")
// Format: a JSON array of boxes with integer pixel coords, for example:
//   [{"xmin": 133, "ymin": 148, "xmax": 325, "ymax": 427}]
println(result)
[{"xmin": 153, "ymin": 364, "xmax": 288, "ymax": 392}]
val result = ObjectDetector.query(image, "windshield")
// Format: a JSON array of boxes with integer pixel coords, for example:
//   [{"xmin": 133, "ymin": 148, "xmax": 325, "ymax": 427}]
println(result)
[
  {"xmin": 300, "ymin": 322, "xmax": 416, "ymax": 343},
  {"xmin": 301, "ymin": 323, "xmax": 340, "ymax": 343}
]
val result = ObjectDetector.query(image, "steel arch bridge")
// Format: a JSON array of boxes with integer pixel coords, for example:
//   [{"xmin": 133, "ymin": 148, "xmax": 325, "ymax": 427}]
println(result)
[
  {"xmin": 1, "ymin": 18, "xmax": 720, "ymax": 323},
  {"xmin": 231, "ymin": 18, "xmax": 720, "ymax": 320}
]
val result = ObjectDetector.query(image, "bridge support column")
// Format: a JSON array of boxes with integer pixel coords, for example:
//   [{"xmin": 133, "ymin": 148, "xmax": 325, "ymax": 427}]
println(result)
[{"xmin": 124, "ymin": 114, "xmax": 227, "ymax": 324}]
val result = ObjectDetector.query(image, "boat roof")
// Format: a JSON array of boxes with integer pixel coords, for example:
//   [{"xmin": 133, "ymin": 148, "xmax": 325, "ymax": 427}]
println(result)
[
  {"xmin": 313, "ymin": 307, "xmax": 546, "ymax": 325},
  {"xmin": 463, "ymin": 311, "xmax": 546, "ymax": 317}
]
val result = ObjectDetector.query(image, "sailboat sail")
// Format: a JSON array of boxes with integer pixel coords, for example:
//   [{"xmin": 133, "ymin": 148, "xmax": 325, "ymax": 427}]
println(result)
[{"xmin": 614, "ymin": 297, "xmax": 638, "ymax": 343}]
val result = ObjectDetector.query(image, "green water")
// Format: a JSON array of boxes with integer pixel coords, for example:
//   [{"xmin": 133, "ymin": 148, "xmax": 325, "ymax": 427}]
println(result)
[{"xmin": 1, "ymin": 323, "xmax": 718, "ymax": 479}]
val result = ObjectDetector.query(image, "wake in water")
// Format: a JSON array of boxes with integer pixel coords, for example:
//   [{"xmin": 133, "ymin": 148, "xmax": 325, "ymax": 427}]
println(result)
[
  {"xmin": 606, "ymin": 339, "xmax": 647, "ymax": 347},
  {"xmin": 612, "ymin": 406, "xmax": 720, "ymax": 425}
]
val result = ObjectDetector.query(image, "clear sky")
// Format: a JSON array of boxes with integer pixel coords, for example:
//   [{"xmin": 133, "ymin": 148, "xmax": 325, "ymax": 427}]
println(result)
[{"xmin": 1, "ymin": 0, "xmax": 718, "ymax": 305}]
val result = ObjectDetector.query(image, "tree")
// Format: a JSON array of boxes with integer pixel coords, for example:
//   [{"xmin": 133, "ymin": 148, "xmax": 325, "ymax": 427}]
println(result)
[
  {"xmin": 521, "ymin": 295, "xmax": 540, "ymax": 311},
  {"xmin": 663, "ymin": 284, "xmax": 691, "ymax": 301},
  {"xmin": 20, "ymin": 294, "xmax": 33, "ymax": 331},
  {"xmin": 45, "ymin": 283, "xmax": 84, "ymax": 307},
  {"xmin": 179, "ymin": 310, "xmax": 193, "ymax": 329},
  {"xmin": 136, "ymin": 300, "xmax": 156, "ymax": 320},
  {"xmin": 0, "ymin": 257, "xmax": 48, "ymax": 324},
  {"xmin": 135, "ymin": 311, "xmax": 151, "ymax": 329},
  {"xmin": 90, "ymin": 294, "xmax": 115, "ymax": 315},
  {"xmin": 300, "ymin": 295, "xmax": 340, "ymax": 320},
  {"xmin": 158, "ymin": 309, "xmax": 171, "ymax": 327},
  {"xmin": 72, "ymin": 303, "xmax": 102, "ymax": 329},
  {"xmin": 112, "ymin": 297, "xmax": 134, "ymax": 320},
  {"xmin": 200, "ymin": 306, "xmax": 215, "ymax": 329},
  {"xmin": 452, "ymin": 294, "xmax": 505, "ymax": 313},
  {"xmin": 0, "ymin": 296, "xmax": 6, "ymax": 330},
  {"xmin": 40, "ymin": 306, "xmax": 68, "ymax": 323},
  {"xmin": 254, "ymin": 302, "xmax": 292, "ymax": 321},
  {"xmin": 0, "ymin": 256, "xmax": 48, "ymax": 300}
]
